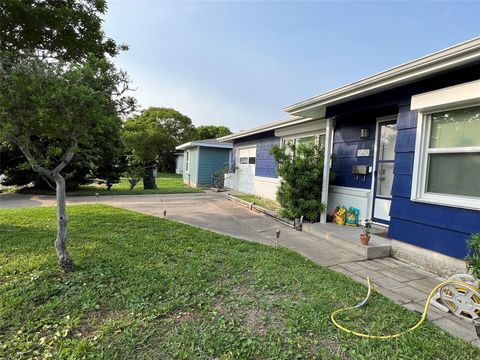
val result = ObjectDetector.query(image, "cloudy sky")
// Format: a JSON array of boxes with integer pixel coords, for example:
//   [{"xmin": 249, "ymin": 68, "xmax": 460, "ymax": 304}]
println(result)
[{"xmin": 103, "ymin": 1, "xmax": 480, "ymax": 132}]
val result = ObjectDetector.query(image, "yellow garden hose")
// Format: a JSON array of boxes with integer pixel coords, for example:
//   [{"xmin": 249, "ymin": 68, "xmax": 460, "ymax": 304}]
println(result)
[{"xmin": 331, "ymin": 277, "xmax": 480, "ymax": 339}]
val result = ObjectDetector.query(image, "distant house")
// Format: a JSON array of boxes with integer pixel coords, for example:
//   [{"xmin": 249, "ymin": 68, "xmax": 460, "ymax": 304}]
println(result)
[
  {"xmin": 175, "ymin": 139, "xmax": 233, "ymax": 188},
  {"xmin": 220, "ymin": 38, "xmax": 480, "ymax": 274},
  {"xmin": 174, "ymin": 152, "xmax": 184, "ymax": 175}
]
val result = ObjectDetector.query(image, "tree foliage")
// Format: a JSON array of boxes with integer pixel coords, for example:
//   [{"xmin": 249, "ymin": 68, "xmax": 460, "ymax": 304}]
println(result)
[
  {"xmin": 271, "ymin": 142, "xmax": 333, "ymax": 222},
  {"xmin": 124, "ymin": 164, "xmax": 144, "ymax": 191},
  {"xmin": 0, "ymin": 55, "xmax": 133, "ymax": 270},
  {"xmin": 466, "ymin": 233, "xmax": 480, "ymax": 279},
  {"xmin": 0, "ymin": 0, "xmax": 123, "ymax": 61},
  {"xmin": 0, "ymin": 0, "xmax": 133, "ymax": 271},
  {"xmin": 122, "ymin": 107, "xmax": 196, "ymax": 171},
  {"xmin": 195, "ymin": 125, "xmax": 232, "ymax": 140},
  {"xmin": 0, "ymin": 117, "xmax": 126, "ymax": 190}
]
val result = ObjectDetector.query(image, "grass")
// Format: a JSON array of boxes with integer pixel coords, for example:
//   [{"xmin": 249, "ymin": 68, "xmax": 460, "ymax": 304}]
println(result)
[
  {"xmin": 1, "ymin": 206, "xmax": 479, "ymax": 359},
  {"xmin": 13, "ymin": 172, "xmax": 202, "ymax": 196},
  {"xmin": 234, "ymin": 194, "xmax": 281, "ymax": 212}
]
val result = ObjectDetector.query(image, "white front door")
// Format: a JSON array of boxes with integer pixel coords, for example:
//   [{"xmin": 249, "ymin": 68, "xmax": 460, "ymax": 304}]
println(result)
[
  {"xmin": 372, "ymin": 120, "xmax": 398, "ymax": 224},
  {"xmin": 236, "ymin": 146, "xmax": 256, "ymax": 193}
]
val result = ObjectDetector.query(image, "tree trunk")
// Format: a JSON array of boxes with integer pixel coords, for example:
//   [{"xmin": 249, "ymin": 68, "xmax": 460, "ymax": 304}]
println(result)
[{"xmin": 53, "ymin": 174, "xmax": 74, "ymax": 271}]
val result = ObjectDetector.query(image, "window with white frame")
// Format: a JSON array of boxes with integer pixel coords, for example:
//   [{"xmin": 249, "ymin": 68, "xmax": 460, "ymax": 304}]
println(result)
[
  {"xmin": 426, "ymin": 106, "xmax": 480, "ymax": 196},
  {"xmin": 412, "ymin": 103, "xmax": 480, "ymax": 209},
  {"xmin": 185, "ymin": 151, "xmax": 190, "ymax": 172},
  {"xmin": 282, "ymin": 133, "xmax": 325, "ymax": 156}
]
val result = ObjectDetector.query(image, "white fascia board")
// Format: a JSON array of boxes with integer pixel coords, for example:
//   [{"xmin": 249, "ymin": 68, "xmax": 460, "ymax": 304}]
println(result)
[
  {"xmin": 275, "ymin": 119, "xmax": 327, "ymax": 138},
  {"xmin": 284, "ymin": 38, "xmax": 480, "ymax": 116},
  {"xmin": 176, "ymin": 142, "xmax": 233, "ymax": 150},
  {"xmin": 175, "ymin": 142, "xmax": 193, "ymax": 150},
  {"xmin": 411, "ymin": 80, "xmax": 480, "ymax": 112},
  {"xmin": 218, "ymin": 115, "xmax": 321, "ymax": 142}
]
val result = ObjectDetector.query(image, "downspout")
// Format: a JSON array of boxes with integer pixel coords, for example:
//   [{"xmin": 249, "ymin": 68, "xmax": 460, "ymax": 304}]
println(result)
[{"xmin": 320, "ymin": 117, "xmax": 333, "ymax": 223}]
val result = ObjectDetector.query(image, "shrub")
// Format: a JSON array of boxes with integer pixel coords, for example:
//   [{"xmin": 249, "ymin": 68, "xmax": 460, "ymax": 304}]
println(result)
[
  {"xmin": 124, "ymin": 165, "xmax": 144, "ymax": 190},
  {"xmin": 465, "ymin": 233, "xmax": 480, "ymax": 279},
  {"xmin": 271, "ymin": 142, "xmax": 334, "ymax": 222}
]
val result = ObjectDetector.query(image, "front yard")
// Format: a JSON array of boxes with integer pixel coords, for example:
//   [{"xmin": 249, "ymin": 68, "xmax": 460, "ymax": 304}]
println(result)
[
  {"xmin": 1, "ymin": 205, "xmax": 478, "ymax": 359},
  {"xmin": 9, "ymin": 172, "xmax": 202, "ymax": 196}
]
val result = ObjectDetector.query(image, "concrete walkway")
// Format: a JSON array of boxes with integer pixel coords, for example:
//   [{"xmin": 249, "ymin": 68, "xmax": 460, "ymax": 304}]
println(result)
[{"xmin": 0, "ymin": 191, "xmax": 478, "ymax": 345}]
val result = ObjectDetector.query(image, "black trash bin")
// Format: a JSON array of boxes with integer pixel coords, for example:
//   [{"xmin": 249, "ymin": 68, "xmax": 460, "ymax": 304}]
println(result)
[{"xmin": 143, "ymin": 166, "xmax": 157, "ymax": 189}]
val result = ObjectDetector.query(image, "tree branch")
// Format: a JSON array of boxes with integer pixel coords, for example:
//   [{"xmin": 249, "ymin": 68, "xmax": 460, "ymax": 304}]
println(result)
[
  {"xmin": 15, "ymin": 140, "xmax": 53, "ymax": 178},
  {"xmin": 52, "ymin": 139, "xmax": 78, "ymax": 175}
]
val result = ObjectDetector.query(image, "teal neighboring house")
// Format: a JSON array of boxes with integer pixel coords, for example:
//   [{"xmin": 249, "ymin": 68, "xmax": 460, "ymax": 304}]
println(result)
[{"xmin": 175, "ymin": 139, "xmax": 233, "ymax": 188}]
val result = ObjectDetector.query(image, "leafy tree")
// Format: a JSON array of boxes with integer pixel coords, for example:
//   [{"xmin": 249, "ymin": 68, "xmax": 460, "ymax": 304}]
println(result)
[
  {"xmin": 0, "ymin": 117, "xmax": 126, "ymax": 191},
  {"xmin": 0, "ymin": 55, "xmax": 134, "ymax": 271},
  {"xmin": 122, "ymin": 107, "xmax": 196, "ymax": 173},
  {"xmin": 271, "ymin": 142, "xmax": 333, "ymax": 222},
  {"xmin": 0, "ymin": 0, "xmax": 133, "ymax": 271},
  {"xmin": 195, "ymin": 125, "xmax": 232, "ymax": 140},
  {"xmin": 0, "ymin": 0, "xmax": 123, "ymax": 61}
]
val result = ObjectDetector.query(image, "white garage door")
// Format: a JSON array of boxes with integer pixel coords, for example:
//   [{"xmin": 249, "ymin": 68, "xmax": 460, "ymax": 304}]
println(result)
[{"xmin": 236, "ymin": 146, "xmax": 256, "ymax": 194}]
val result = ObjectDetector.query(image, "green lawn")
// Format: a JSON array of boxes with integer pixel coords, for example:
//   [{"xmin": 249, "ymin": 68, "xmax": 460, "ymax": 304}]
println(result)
[
  {"xmin": 14, "ymin": 172, "xmax": 202, "ymax": 196},
  {"xmin": 0, "ymin": 206, "xmax": 478, "ymax": 359},
  {"xmin": 234, "ymin": 194, "xmax": 281, "ymax": 212}
]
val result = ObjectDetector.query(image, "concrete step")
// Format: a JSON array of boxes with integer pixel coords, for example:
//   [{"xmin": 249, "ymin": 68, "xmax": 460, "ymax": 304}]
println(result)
[{"xmin": 302, "ymin": 222, "xmax": 391, "ymax": 260}]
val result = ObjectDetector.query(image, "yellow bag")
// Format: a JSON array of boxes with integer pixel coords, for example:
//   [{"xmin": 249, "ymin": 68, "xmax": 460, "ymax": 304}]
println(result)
[{"xmin": 334, "ymin": 206, "xmax": 347, "ymax": 225}]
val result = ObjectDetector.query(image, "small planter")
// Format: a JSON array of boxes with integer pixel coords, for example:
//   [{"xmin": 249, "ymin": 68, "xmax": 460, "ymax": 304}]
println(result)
[
  {"xmin": 360, "ymin": 234, "xmax": 370, "ymax": 245},
  {"xmin": 360, "ymin": 219, "xmax": 373, "ymax": 245}
]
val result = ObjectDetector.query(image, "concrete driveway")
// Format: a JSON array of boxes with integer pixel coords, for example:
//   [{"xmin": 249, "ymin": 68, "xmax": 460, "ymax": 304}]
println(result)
[{"xmin": 0, "ymin": 191, "xmax": 361, "ymax": 266}]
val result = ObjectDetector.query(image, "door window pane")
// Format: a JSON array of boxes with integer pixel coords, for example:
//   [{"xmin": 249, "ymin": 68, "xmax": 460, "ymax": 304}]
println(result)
[
  {"xmin": 376, "ymin": 162, "xmax": 394, "ymax": 198},
  {"xmin": 427, "ymin": 153, "xmax": 480, "ymax": 197},
  {"xmin": 248, "ymin": 157, "xmax": 256, "ymax": 164},
  {"xmin": 239, "ymin": 157, "xmax": 248, "ymax": 164},
  {"xmin": 430, "ymin": 105, "xmax": 480, "ymax": 148},
  {"xmin": 378, "ymin": 124, "xmax": 397, "ymax": 161}
]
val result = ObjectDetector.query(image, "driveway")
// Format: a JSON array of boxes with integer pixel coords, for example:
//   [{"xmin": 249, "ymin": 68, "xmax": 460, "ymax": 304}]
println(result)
[{"xmin": 0, "ymin": 191, "xmax": 361, "ymax": 266}]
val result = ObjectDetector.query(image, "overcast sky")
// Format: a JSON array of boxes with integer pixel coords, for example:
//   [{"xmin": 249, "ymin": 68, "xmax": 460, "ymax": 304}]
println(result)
[{"xmin": 103, "ymin": 0, "xmax": 480, "ymax": 132}]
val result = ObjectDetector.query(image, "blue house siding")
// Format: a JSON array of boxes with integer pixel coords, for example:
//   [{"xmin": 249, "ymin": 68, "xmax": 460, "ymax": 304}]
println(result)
[
  {"xmin": 197, "ymin": 147, "xmax": 230, "ymax": 185},
  {"xmin": 331, "ymin": 118, "xmax": 376, "ymax": 189},
  {"xmin": 325, "ymin": 63, "xmax": 480, "ymax": 259},
  {"xmin": 233, "ymin": 131, "xmax": 280, "ymax": 178},
  {"xmin": 388, "ymin": 106, "xmax": 480, "ymax": 259}
]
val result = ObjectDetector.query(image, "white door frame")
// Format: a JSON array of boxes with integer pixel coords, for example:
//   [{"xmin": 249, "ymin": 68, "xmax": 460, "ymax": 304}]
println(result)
[{"xmin": 369, "ymin": 115, "xmax": 398, "ymax": 226}]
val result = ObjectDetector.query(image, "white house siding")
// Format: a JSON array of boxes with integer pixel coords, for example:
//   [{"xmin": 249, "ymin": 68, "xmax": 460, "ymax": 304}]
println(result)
[
  {"xmin": 327, "ymin": 185, "xmax": 372, "ymax": 223},
  {"xmin": 183, "ymin": 147, "xmax": 199, "ymax": 187},
  {"xmin": 252, "ymin": 176, "xmax": 280, "ymax": 200},
  {"xmin": 175, "ymin": 154, "xmax": 184, "ymax": 175}
]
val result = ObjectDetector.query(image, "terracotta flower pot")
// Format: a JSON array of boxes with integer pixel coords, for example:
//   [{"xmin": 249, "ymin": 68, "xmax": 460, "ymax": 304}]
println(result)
[{"xmin": 360, "ymin": 234, "xmax": 370, "ymax": 245}]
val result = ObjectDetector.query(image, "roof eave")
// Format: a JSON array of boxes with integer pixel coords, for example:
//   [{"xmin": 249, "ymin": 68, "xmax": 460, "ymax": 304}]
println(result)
[
  {"xmin": 284, "ymin": 37, "xmax": 480, "ymax": 116},
  {"xmin": 175, "ymin": 142, "xmax": 233, "ymax": 150},
  {"xmin": 218, "ymin": 115, "xmax": 320, "ymax": 142}
]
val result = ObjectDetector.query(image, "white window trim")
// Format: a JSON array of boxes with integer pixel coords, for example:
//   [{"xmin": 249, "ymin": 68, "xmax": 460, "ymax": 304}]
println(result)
[
  {"xmin": 411, "ymin": 104, "xmax": 480, "ymax": 211},
  {"xmin": 281, "ymin": 131, "xmax": 326, "ymax": 153}
]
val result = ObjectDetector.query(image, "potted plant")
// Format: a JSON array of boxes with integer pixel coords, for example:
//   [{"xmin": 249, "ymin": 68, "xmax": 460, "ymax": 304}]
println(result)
[{"xmin": 360, "ymin": 219, "xmax": 372, "ymax": 245}]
